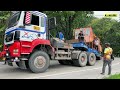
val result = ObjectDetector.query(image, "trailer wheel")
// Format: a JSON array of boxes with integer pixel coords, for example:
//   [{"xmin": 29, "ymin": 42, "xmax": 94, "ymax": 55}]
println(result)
[
  {"xmin": 73, "ymin": 52, "xmax": 87, "ymax": 67},
  {"xmin": 87, "ymin": 53, "xmax": 96, "ymax": 66},
  {"xmin": 28, "ymin": 51, "xmax": 50, "ymax": 73}
]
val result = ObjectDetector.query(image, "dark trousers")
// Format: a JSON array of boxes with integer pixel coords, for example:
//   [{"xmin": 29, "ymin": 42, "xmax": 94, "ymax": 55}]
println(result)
[{"xmin": 102, "ymin": 59, "xmax": 112, "ymax": 74}]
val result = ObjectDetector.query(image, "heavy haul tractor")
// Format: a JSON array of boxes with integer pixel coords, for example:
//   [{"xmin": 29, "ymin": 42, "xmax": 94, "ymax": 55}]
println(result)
[{"xmin": 0, "ymin": 11, "xmax": 102, "ymax": 73}]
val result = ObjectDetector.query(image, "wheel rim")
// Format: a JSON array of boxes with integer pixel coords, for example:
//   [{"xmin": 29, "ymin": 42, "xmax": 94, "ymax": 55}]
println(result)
[
  {"xmin": 90, "ymin": 56, "xmax": 94, "ymax": 62},
  {"xmin": 34, "ymin": 56, "xmax": 46, "ymax": 68},
  {"xmin": 81, "ymin": 56, "xmax": 85, "ymax": 62}
]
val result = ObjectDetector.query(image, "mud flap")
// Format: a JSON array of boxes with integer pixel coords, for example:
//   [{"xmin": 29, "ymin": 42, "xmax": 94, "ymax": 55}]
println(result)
[{"xmin": 18, "ymin": 61, "xmax": 27, "ymax": 69}]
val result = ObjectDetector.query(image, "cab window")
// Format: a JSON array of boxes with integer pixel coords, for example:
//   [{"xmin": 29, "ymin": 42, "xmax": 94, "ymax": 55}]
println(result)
[
  {"xmin": 7, "ymin": 12, "xmax": 21, "ymax": 28},
  {"xmin": 31, "ymin": 14, "xmax": 39, "ymax": 26},
  {"xmin": 41, "ymin": 17, "xmax": 45, "ymax": 27}
]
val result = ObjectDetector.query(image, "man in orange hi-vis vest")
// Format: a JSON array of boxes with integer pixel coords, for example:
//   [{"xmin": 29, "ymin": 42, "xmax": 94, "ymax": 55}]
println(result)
[{"xmin": 101, "ymin": 43, "xmax": 113, "ymax": 75}]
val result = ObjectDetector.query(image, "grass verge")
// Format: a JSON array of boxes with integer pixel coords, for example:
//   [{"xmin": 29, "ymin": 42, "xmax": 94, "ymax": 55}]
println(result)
[{"xmin": 105, "ymin": 74, "xmax": 120, "ymax": 79}]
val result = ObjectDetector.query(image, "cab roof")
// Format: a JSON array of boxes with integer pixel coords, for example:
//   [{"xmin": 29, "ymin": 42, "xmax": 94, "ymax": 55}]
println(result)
[
  {"xmin": 30, "ymin": 11, "xmax": 47, "ymax": 17},
  {"xmin": 11, "ymin": 11, "xmax": 47, "ymax": 17}
]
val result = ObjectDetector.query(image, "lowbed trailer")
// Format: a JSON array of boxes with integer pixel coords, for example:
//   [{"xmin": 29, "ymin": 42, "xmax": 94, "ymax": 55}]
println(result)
[{"xmin": 0, "ymin": 11, "xmax": 102, "ymax": 73}]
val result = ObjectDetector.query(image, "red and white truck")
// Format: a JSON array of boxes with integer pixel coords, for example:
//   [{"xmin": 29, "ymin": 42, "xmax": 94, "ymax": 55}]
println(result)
[{"xmin": 0, "ymin": 11, "xmax": 98, "ymax": 73}]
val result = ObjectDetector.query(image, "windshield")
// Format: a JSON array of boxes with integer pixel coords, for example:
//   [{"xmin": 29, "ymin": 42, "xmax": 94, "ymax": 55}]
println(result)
[
  {"xmin": 5, "ymin": 33, "xmax": 14, "ymax": 42},
  {"xmin": 7, "ymin": 12, "xmax": 21, "ymax": 29}
]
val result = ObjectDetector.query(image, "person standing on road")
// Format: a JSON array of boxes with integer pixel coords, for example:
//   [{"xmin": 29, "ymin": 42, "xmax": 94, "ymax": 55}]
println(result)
[{"xmin": 101, "ymin": 43, "xmax": 113, "ymax": 75}]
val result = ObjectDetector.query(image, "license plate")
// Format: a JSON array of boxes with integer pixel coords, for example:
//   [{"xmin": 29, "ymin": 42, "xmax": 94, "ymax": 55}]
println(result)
[{"xmin": 2, "ymin": 57, "xmax": 6, "ymax": 61}]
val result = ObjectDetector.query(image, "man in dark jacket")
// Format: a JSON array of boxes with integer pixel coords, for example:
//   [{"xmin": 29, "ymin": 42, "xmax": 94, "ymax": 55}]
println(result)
[{"xmin": 78, "ymin": 30, "xmax": 84, "ymax": 42}]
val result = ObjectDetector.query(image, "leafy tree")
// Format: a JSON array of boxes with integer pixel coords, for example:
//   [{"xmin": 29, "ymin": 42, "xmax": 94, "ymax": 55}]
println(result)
[
  {"xmin": 89, "ymin": 18, "xmax": 117, "ymax": 44},
  {"xmin": 104, "ymin": 22, "xmax": 120, "ymax": 55},
  {"xmin": 44, "ymin": 11, "xmax": 94, "ymax": 40},
  {"xmin": 0, "ymin": 11, "xmax": 11, "ymax": 50}
]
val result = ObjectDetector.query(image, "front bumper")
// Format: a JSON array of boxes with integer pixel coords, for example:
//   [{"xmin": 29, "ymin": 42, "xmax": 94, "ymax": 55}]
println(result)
[{"xmin": 0, "ymin": 51, "xmax": 6, "ymax": 58}]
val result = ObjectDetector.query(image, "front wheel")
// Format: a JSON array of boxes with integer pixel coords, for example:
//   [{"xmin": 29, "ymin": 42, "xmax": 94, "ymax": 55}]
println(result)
[{"xmin": 28, "ymin": 51, "xmax": 50, "ymax": 73}]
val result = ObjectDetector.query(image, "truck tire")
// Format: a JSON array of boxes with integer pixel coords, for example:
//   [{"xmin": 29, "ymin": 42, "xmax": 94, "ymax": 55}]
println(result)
[
  {"xmin": 87, "ymin": 53, "xmax": 96, "ymax": 66},
  {"xmin": 28, "ymin": 51, "xmax": 50, "ymax": 73},
  {"xmin": 73, "ymin": 52, "xmax": 87, "ymax": 67}
]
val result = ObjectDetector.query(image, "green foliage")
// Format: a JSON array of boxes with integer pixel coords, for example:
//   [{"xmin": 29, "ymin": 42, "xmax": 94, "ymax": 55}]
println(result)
[
  {"xmin": 104, "ymin": 22, "xmax": 120, "ymax": 54},
  {"xmin": 0, "ymin": 11, "xmax": 11, "ymax": 31},
  {"xmin": 72, "ymin": 11, "xmax": 94, "ymax": 29},
  {"xmin": 105, "ymin": 74, "xmax": 120, "ymax": 79},
  {"xmin": 89, "ymin": 18, "xmax": 117, "ymax": 44},
  {"xmin": 44, "ymin": 11, "xmax": 94, "ymax": 40},
  {"xmin": 89, "ymin": 17, "xmax": 120, "ymax": 54},
  {"xmin": 0, "ymin": 11, "xmax": 11, "ymax": 50}
]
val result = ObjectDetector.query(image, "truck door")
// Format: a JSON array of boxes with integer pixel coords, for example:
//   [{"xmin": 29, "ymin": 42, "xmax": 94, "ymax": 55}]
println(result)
[
  {"xmin": 39, "ymin": 16, "xmax": 46, "ymax": 39},
  {"xmin": 21, "ymin": 11, "xmax": 46, "ymax": 41}
]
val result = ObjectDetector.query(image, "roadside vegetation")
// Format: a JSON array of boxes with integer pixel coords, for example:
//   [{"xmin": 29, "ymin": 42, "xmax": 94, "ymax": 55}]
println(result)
[{"xmin": 105, "ymin": 74, "xmax": 120, "ymax": 79}]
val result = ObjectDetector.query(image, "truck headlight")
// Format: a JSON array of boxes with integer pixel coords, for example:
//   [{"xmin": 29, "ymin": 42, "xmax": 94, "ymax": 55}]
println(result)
[{"xmin": 6, "ymin": 53, "xmax": 9, "ymax": 56}]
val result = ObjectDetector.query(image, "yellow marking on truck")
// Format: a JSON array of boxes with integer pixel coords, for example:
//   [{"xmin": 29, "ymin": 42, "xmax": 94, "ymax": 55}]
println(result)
[
  {"xmin": 34, "ymin": 26, "xmax": 40, "ymax": 31},
  {"xmin": 104, "ymin": 13, "xmax": 118, "ymax": 17}
]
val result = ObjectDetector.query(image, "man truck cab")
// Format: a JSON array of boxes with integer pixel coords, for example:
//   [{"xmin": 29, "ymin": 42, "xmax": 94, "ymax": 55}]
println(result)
[
  {"xmin": 5, "ymin": 11, "xmax": 48, "ymax": 44},
  {"xmin": 3, "ymin": 11, "xmax": 56, "ymax": 73}
]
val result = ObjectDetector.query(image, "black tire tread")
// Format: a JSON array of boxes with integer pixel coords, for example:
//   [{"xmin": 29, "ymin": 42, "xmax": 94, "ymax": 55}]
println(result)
[
  {"xmin": 28, "ymin": 51, "xmax": 50, "ymax": 73},
  {"xmin": 87, "ymin": 53, "xmax": 96, "ymax": 66}
]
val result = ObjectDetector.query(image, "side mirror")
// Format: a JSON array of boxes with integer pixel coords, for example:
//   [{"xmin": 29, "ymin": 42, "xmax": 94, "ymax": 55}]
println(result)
[
  {"xmin": 48, "ymin": 17, "xmax": 56, "ymax": 30},
  {"xmin": 14, "ymin": 31, "xmax": 20, "ymax": 41}
]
